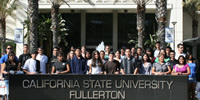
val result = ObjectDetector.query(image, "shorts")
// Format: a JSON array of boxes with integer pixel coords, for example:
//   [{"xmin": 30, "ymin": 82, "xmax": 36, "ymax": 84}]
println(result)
[{"xmin": 189, "ymin": 77, "xmax": 197, "ymax": 83}]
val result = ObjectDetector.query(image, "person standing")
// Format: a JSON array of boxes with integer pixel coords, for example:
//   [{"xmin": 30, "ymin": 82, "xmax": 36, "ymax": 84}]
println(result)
[
  {"xmin": 171, "ymin": 56, "xmax": 190, "ymax": 75},
  {"xmin": 146, "ymin": 48, "xmax": 156, "ymax": 64},
  {"xmin": 81, "ymin": 46, "xmax": 86, "ymax": 58},
  {"xmin": 70, "ymin": 48, "xmax": 88, "ymax": 74},
  {"xmin": 167, "ymin": 50, "xmax": 177, "ymax": 70},
  {"xmin": 137, "ymin": 47, "xmax": 143, "ymax": 60},
  {"xmin": 51, "ymin": 53, "xmax": 70, "ymax": 74},
  {"xmin": 0, "ymin": 45, "xmax": 18, "ymax": 68},
  {"xmin": 131, "ymin": 47, "xmax": 136, "ymax": 57},
  {"xmin": 18, "ymin": 44, "xmax": 31, "ymax": 71},
  {"xmin": 88, "ymin": 50, "xmax": 103, "ymax": 74},
  {"xmin": 103, "ymin": 52, "xmax": 120, "ymax": 74},
  {"xmin": 104, "ymin": 45, "xmax": 111, "ymax": 60},
  {"xmin": 120, "ymin": 48, "xmax": 138, "ymax": 75},
  {"xmin": 114, "ymin": 50, "xmax": 121, "ymax": 63},
  {"xmin": 138, "ymin": 53, "xmax": 152, "ymax": 75},
  {"xmin": 154, "ymin": 41, "xmax": 160, "ymax": 58},
  {"xmin": 100, "ymin": 50, "xmax": 106, "ymax": 63},
  {"xmin": 175, "ymin": 43, "xmax": 186, "ymax": 60},
  {"xmin": 36, "ymin": 47, "xmax": 48, "ymax": 74},
  {"xmin": 48, "ymin": 47, "xmax": 59, "ymax": 74},
  {"xmin": 152, "ymin": 54, "xmax": 171, "ymax": 75},
  {"xmin": 165, "ymin": 46, "xmax": 171, "ymax": 59},
  {"xmin": 120, "ymin": 48, "xmax": 126, "ymax": 60},
  {"xmin": 23, "ymin": 51, "xmax": 41, "ymax": 74},
  {"xmin": 187, "ymin": 54, "xmax": 197, "ymax": 100},
  {"xmin": 2, "ymin": 51, "xmax": 19, "ymax": 100}
]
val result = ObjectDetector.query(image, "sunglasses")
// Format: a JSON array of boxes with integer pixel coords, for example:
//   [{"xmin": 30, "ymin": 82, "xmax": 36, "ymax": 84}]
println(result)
[{"xmin": 7, "ymin": 48, "xmax": 12, "ymax": 50}]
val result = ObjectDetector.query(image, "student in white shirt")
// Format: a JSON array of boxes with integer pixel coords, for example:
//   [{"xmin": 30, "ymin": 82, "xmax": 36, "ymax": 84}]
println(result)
[
  {"xmin": 154, "ymin": 41, "xmax": 161, "ymax": 58},
  {"xmin": 23, "ymin": 51, "xmax": 40, "ymax": 74},
  {"xmin": 36, "ymin": 47, "xmax": 48, "ymax": 74},
  {"xmin": 175, "ymin": 43, "xmax": 186, "ymax": 60}
]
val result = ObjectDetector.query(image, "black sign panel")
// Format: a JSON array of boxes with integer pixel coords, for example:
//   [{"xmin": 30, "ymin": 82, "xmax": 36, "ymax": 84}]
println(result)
[{"xmin": 10, "ymin": 75, "xmax": 188, "ymax": 100}]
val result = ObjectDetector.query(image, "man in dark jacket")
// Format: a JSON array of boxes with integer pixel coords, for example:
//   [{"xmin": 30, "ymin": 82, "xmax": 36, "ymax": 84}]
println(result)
[{"xmin": 71, "ymin": 48, "xmax": 87, "ymax": 74}]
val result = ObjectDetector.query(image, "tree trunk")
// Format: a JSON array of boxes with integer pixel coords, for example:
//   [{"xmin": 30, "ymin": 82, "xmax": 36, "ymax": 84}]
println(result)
[
  {"xmin": 156, "ymin": 0, "xmax": 167, "ymax": 49},
  {"xmin": 137, "ymin": 4, "xmax": 145, "ymax": 49},
  {"xmin": 51, "ymin": 3, "xmax": 60, "ymax": 48},
  {"xmin": 0, "ymin": 18, "xmax": 6, "ymax": 55},
  {"xmin": 28, "ymin": 0, "xmax": 39, "ymax": 53}
]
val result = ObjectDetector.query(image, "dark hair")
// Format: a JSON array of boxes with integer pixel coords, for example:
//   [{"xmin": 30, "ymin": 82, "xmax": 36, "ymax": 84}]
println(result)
[
  {"xmin": 170, "ymin": 50, "xmax": 175, "ymax": 54},
  {"xmin": 177, "ymin": 43, "xmax": 183, "ymax": 48},
  {"xmin": 166, "ymin": 46, "xmax": 171, "ymax": 50},
  {"xmin": 109, "ymin": 51, "xmax": 115, "ymax": 55},
  {"xmin": 159, "ymin": 48, "xmax": 166, "ymax": 57},
  {"xmin": 91, "ymin": 50, "xmax": 103, "ymax": 67},
  {"xmin": 156, "ymin": 41, "xmax": 160, "ymax": 44},
  {"xmin": 6, "ymin": 44, "xmax": 12, "ymax": 48},
  {"xmin": 100, "ymin": 50, "xmax": 105, "ymax": 54},
  {"xmin": 53, "ymin": 47, "xmax": 60, "ymax": 50},
  {"xmin": 31, "ymin": 51, "xmax": 38, "ymax": 54},
  {"xmin": 186, "ymin": 54, "xmax": 194, "ymax": 62},
  {"xmin": 137, "ymin": 47, "xmax": 142, "ymax": 50},
  {"xmin": 57, "ymin": 52, "xmax": 64, "ymax": 57},
  {"xmin": 8, "ymin": 51, "xmax": 15, "ymax": 57},
  {"xmin": 24, "ymin": 44, "xmax": 28, "ymax": 47},
  {"xmin": 125, "ymin": 48, "xmax": 131, "ymax": 51},
  {"xmin": 177, "ymin": 55, "xmax": 186, "ymax": 65},
  {"xmin": 145, "ymin": 48, "xmax": 153, "ymax": 57},
  {"xmin": 142, "ymin": 53, "xmax": 151, "ymax": 63},
  {"xmin": 115, "ymin": 50, "xmax": 121, "ymax": 54}
]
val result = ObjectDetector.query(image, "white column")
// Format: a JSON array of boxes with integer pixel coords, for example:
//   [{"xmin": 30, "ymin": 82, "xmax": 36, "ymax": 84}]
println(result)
[
  {"xmin": 15, "ymin": 0, "xmax": 28, "ymax": 57},
  {"xmin": 113, "ymin": 10, "xmax": 118, "ymax": 51},
  {"xmin": 169, "ymin": 0, "xmax": 183, "ymax": 53},
  {"xmin": 81, "ymin": 11, "xmax": 86, "ymax": 47}
]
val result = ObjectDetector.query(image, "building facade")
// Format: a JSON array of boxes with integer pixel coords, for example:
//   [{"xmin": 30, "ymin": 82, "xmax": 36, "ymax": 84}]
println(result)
[{"xmin": 5, "ymin": 0, "xmax": 200, "ymax": 57}]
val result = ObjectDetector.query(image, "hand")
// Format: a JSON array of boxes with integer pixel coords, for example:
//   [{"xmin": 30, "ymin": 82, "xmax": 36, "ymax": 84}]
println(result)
[{"xmin": 29, "ymin": 72, "xmax": 37, "ymax": 75}]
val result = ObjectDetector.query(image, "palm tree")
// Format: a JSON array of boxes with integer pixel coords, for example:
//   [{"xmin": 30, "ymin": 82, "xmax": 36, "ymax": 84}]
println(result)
[
  {"xmin": 0, "ymin": 0, "xmax": 18, "ymax": 55},
  {"xmin": 133, "ymin": 0, "xmax": 152, "ymax": 49},
  {"xmin": 28, "ymin": 0, "xmax": 39, "ymax": 53},
  {"xmin": 155, "ymin": 0, "xmax": 167, "ymax": 49},
  {"xmin": 50, "ymin": 0, "xmax": 94, "ymax": 48}
]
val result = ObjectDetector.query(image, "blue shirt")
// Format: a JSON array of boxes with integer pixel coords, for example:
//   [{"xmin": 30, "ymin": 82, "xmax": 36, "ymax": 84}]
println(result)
[
  {"xmin": 188, "ymin": 63, "xmax": 196, "ymax": 78},
  {"xmin": 0, "ymin": 54, "xmax": 18, "ymax": 64},
  {"xmin": 70, "ymin": 56, "xmax": 87, "ymax": 74}
]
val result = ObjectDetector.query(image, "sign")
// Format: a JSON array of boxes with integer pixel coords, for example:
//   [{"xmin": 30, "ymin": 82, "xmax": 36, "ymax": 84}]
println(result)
[
  {"xmin": 165, "ymin": 27, "xmax": 173, "ymax": 43},
  {"xmin": 10, "ymin": 75, "xmax": 188, "ymax": 100},
  {"xmin": 14, "ymin": 28, "xmax": 23, "ymax": 43}
]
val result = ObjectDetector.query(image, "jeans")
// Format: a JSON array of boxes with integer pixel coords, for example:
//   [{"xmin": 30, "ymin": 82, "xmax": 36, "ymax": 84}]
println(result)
[{"xmin": 5, "ymin": 80, "xmax": 9, "ymax": 100}]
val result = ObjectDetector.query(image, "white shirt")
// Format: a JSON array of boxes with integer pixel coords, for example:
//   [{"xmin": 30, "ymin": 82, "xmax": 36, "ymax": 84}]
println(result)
[
  {"xmin": 91, "ymin": 61, "xmax": 102, "ymax": 74},
  {"xmin": 36, "ymin": 54, "xmax": 48, "ymax": 74},
  {"xmin": 23, "ymin": 58, "xmax": 37, "ymax": 73},
  {"xmin": 175, "ymin": 53, "xmax": 186, "ymax": 60},
  {"xmin": 154, "ymin": 50, "xmax": 160, "ymax": 58}
]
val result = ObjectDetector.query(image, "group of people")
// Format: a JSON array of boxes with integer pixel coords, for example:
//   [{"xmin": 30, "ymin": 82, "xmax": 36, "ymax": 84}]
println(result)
[{"xmin": 0, "ymin": 41, "xmax": 197, "ymax": 100}]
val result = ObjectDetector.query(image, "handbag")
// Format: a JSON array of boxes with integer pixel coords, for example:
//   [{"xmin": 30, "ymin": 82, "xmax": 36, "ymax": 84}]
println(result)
[{"xmin": 0, "ymin": 80, "xmax": 6, "ymax": 95}]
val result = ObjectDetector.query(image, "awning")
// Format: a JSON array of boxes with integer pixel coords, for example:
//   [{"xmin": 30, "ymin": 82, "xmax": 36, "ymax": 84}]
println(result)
[{"xmin": 182, "ymin": 37, "xmax": 200, "ymax": 45}]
